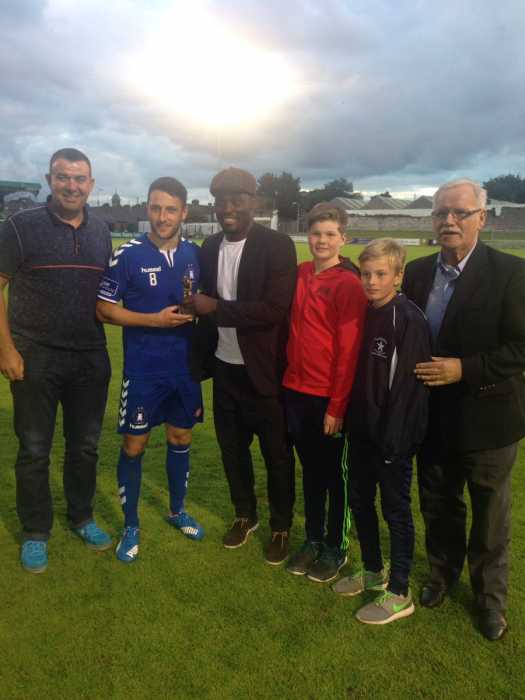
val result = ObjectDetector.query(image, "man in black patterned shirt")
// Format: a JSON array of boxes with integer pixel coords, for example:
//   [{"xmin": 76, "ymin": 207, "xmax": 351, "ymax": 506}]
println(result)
[{"xmin": 0, "ymin": 148, "xmax": 113, "ymax": 573}]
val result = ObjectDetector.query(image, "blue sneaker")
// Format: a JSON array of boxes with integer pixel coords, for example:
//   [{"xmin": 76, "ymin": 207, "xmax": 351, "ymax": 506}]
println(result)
[
  {"xmin": 167, "ymin": 511, "xmax": 204, "ymax": 541},
  {"xmin": 116, "ymin": 527, "xmax": 140, "ymax": 563},
  {"xmin": 72, "ymin": 520, "xmax": 112, "ymax": 551},
  {"xmin": 21, "ymin": 540, "xmax": 48, "ymax": 573}
]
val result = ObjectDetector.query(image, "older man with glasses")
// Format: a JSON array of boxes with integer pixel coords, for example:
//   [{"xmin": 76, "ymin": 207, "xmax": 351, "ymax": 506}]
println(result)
[{"xmin": 402, "ymin": 178, "xmax": 525, "ymax": 640}]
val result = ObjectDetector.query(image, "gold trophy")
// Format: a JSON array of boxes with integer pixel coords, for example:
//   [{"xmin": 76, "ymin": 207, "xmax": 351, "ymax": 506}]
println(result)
[{"xmin": 180, "ymin": 263, "xmax": 195, "ymax": 314}]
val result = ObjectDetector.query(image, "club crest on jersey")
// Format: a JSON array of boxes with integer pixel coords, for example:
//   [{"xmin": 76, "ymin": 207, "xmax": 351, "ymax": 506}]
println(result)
[
  {"xmin": 130, "ymin": 406, "xmax": 148, "ymax": 430},
  {"xmin": 371, "ymin": 337, "xmax": 388, "ymax": 359}
]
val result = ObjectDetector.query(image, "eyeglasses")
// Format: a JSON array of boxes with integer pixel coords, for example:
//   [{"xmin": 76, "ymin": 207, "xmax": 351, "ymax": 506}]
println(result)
[{"xmin": 431, "ymin": 208, "xmax": 482, "ymax": 221}]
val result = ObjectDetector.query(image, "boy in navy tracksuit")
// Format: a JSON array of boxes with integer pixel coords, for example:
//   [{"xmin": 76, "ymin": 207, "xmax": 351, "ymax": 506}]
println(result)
[{"xmin": 333, "ymin": 239, "xmax": 431, "ymax": 624}]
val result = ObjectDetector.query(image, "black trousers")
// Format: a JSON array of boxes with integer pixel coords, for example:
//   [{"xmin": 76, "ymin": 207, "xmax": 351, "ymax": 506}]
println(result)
[
  {"xmin": 284, "ymin": 389, "xmax": 348, "ymax": 550},
  {"xmin": 348, "ymin": 441, "xmax": 414, "ymax": 596},
  {"xmin": 417, "ymin": 442, "xmax": 516, "ymax": 611},
  {"xmin": 10, "ymin": 340, "xmax": 111, "ymax": 540},
  {"xmin": 213, "ymin": 359, "xmax": 295, "ymax": 531}
]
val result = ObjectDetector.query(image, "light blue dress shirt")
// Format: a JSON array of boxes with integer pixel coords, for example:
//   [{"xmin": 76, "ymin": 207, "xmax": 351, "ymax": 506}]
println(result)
[{"xmin": 425, "ymin": 246, "xmax": 476, "ymax": 347}]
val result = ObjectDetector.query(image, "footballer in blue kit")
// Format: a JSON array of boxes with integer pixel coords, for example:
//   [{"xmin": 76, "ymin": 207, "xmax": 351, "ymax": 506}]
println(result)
[{"xmin": 97, "ymin": 177, "xmax": 204, "ymax": 562}]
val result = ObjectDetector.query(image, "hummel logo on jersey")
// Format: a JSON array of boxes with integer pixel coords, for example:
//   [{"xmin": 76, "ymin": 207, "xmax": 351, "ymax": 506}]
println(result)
[
  {"xmin": 371, "ymin": 337, "xmax": 388, "ymax": 359},
  {"xmin": 119, "ymin": 378, "xmax": 129, "ymax": 427},
  {"xmin": 141, "ymin": 266, "xmax": 161, "ymax": 273},
  {"xmin": 108, "ymin": 241, "xmax": 142, "ymax": 268}
]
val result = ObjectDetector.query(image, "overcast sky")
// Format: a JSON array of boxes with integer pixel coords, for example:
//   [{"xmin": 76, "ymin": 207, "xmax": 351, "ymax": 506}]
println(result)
[{"xmin": 2, "ymin": 0, "xmax": 525, "ymax": 204}]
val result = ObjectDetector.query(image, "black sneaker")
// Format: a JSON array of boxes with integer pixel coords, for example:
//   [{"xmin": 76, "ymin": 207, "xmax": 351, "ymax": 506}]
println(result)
[
  {"xmin": 223, "ymin": 518, "xmax": 259, "ymax": 549},
  {"xmin": 265, "ymin": 531, "xmax": 290, "ymax": 565},
  {"xmin": 286, "ymin": 540, "xmax": 322, "ymax": 576},
  {"xmin": 306, "ymin": 546, "xmax": 348, "ymax": 583}
]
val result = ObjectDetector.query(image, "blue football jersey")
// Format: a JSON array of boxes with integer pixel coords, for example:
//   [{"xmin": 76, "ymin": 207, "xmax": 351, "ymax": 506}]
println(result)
[{"xmin": 98, "ymin": 234, "xmax": 200, "ymax": 377}]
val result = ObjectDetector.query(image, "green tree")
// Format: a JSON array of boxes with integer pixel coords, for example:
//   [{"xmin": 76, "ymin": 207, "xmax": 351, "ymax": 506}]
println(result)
[
  {"xmin": 483, "ymin": 174, "xmax": 525, "ymax": 203},
  {"xmin": 322, "ymin": 177, "xmax": 354, "ymax": 199},
  {"xmin": 300, "ymin": 177, "xmax": 355, "ymax": 211},
  {"xmin": 257, "ymin": 171, "xmax": 301, "ymax": 220}
]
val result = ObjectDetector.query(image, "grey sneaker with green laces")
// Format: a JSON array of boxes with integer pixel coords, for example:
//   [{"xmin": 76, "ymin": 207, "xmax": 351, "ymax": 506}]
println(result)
[
  {"xmin": 355, "ymin": 590, "xmax": 415, "ymax": 625},
  {"xmin": 332, "ymin": 567, "xmax": 388, "ymax": 596},
  {"xmin": 286, "ymin": 540, "xmax": 322, "ymax": 576}
]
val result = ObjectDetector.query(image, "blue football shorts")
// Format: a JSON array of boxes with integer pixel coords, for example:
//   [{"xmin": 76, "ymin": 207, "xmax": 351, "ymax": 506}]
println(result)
[{"xmin": 117, "ymin": 373, "xmax": 203, "ymax": 435}]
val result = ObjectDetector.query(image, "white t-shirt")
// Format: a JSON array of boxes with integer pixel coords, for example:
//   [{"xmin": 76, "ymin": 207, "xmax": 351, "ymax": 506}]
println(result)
[{"xmin": 215, "ymin": 237, "xmax": 247, "ymax": 364}]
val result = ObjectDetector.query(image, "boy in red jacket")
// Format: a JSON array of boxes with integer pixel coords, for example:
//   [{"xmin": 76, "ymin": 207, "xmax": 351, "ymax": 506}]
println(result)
[{"xmin": 283, "ymin": 204, "xmax": 367, "ymax": 582}]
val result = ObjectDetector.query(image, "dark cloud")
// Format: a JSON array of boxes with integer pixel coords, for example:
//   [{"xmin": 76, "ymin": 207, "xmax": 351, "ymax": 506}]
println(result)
[{"xmin": 1, "ymin": 0, "xmax": 524, "ymax": 200}]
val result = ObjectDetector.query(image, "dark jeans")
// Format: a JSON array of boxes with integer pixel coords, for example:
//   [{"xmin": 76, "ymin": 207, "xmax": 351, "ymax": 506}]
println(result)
[
  {"xmin": 348, "ymin": 440, "xmax": 414, "ymax": 596},
  {"xmin": 417, "ymin": 442, "xmax": 516, "ymax": 611},
  {"xmin": 284, "ymin": 389, "xmax": 348, "ymax": 550},
  {"xmin": 213, "ymin": 359, "xmax": 295, "ymax": 531},
  {"xmin": 10, "ymin": 339, "xmax": 111, "ymax": 540}
]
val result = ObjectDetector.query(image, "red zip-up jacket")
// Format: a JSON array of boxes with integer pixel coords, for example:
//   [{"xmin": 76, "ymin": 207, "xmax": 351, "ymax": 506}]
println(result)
[{"xmin": 283, "ymin": 259, "xmax": 367, "ymax": 418}]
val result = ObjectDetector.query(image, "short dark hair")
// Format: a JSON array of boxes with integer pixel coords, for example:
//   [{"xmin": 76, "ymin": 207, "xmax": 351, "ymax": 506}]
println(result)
[
  {"xmin": 307, "ymin": 202, "xmax": 348, "ymax": 232},
  {"xmin": 148, "ymin": 177, "xmax": 188, "ymax": 204},
  {"xmin": 49, "ymin": 148, "xmax": 92, "ymax": 175}
]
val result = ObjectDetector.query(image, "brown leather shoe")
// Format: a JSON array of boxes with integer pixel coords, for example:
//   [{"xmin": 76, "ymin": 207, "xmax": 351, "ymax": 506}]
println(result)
[
  {"xmin": 265, "ymin": 531, "xmax": 289, "ymax": 565},
  {"xmin": 223, "ymin": 518, "xmax": 259, "ymax": 549}
]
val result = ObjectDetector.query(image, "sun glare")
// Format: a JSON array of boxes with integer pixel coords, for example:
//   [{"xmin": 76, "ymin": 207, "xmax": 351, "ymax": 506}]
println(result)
[{"xmin": 123, "ymin": 6, "xmax": 299, "ymax": 130}]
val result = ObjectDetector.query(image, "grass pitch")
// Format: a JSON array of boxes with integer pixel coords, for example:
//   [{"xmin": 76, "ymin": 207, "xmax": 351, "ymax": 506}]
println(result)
[{"xmin": 0, "ymin": 243, "xmax": 524, "ymax": 699}]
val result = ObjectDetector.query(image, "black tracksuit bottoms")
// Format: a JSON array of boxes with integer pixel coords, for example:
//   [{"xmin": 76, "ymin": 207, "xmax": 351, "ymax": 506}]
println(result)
[
  {"xmin": 213, "ymin": 359, "xmax": 295, "ymax": 532},
  {"xmin": 284, "ymin": 388, "xmax": 349, "ymax": 551},
  {"xmin": 348, "ymin": 440, "xmax": 414, "ymax": 596}
]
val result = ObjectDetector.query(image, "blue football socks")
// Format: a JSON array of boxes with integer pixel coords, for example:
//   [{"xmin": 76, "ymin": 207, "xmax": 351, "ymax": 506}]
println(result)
[
  {"xmin": 117, "ymin": 448, "xmax": 143, "ymax": 528},
  {"xmin": 166, "ymin": 442, "xmax": 190, "ymax": 514}
]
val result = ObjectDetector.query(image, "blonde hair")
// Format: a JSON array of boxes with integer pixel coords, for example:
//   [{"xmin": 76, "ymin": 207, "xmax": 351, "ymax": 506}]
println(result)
[{"xmin": 358, "ymin": 238, "xmax": 406, "ymax": 274}]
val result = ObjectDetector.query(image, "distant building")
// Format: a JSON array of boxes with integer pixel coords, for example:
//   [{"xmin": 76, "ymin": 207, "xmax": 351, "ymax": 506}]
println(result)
[
  {"xmin": 406, "ymin": 195, "xmax": 434, "ymax": 209},
  {"xmin": 111, "ymin": 192, "xmax": 121, "ymax": 207},
  {"xmin": 90, "ymin": 203, "xmax": 147, "ymax": 234},
  {"xmin": 187, "ymin": 201, "xmax": 214, "ymax": 223},
  {"xmin": 0, "ymin": 180, "xmax": 41, "ymax": 208},
  {"xmin": 486, "ymin": 199, "xmax": 525, "ymax": 215},
  {"xmin": 330, "ymin": 196, "xmax": 365, "ymax": 211},
  {"xmin": 4, "ymin": 191, "xmax": 39, "ymax": 217},
  {"xmin": 363, "ymin": 195, "xmax": 411, "ymax": 210}
]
